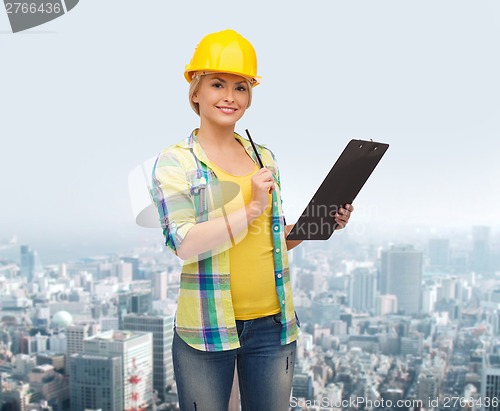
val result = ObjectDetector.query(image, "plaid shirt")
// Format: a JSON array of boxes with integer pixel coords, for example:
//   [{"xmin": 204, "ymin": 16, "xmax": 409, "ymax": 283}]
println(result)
[{"xmin": 151, "ymin": 129, "xmax": 299, "ymax": 351}]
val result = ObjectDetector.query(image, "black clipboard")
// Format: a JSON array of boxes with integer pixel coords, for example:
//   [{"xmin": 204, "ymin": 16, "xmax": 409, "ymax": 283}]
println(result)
[{"xmin": 286, "ymin": 139, "xmax": 389, "ymax": 240}]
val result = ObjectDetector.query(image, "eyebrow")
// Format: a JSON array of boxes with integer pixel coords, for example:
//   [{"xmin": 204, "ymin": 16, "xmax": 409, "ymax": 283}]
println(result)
[{"xmin": 210, "ymin": 77, "xmax": 247, "ymax": 85}]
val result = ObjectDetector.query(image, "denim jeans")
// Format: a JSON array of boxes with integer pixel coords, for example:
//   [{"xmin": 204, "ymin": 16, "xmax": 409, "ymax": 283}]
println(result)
[{"xmin": 172, "ymin": 313, "xmax": 297, "ymax": 411}]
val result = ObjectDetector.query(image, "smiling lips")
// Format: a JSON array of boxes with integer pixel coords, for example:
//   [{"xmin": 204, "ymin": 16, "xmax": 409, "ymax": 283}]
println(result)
[{"xmin": 216, "ymin": 106, "xmax": 237, "ymax": 114}]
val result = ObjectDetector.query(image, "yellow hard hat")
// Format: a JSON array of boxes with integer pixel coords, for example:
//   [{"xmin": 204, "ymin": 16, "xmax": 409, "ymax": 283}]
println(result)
[{"xmin": 184, "ymin": 29, "xmax": 260, "ymax": 87}]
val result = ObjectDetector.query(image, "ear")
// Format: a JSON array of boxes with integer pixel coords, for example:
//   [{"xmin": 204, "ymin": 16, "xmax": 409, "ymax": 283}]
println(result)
[{"xmin": 192, "ymin": 93, "xmax": 199, "ymax": 104}]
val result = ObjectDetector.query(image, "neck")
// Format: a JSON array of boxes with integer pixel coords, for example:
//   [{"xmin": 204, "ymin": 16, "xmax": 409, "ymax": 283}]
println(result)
[{"xmin": 196, "ymin": 120, "xmax": 237, "ymax": 149}]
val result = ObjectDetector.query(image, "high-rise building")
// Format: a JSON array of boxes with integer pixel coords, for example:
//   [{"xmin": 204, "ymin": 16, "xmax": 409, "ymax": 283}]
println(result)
[
  {"xmin": 428, "ymin": 238, "xmax": 450, "ymax": 269},
  {"xmin": 83, "ymin": 330, "xmax": 153, "ymax": 410},
  {"xmin": 416, "ymin": 373, "xmax": 439, "ymax": 403},
  {"xmin": 117, "ymin": 291, "xmax": 153, "ymax": 329},
  {"xmin": 380, "ymin": 245, "xmax": 423, "ymax": 315},
  {"xmin": 122, "ymin": 256, "xmax": 141, "ymax": 280},
  {"xmin": 20, "ymin": 245, "xmax": 35, "ymax": 283},
  {"xmin": 292, "ymin": 366, "xmax": 314, "ymax": 401},
  {"xmin": 421, "ymin": 285, "xmax": 437, "ymax": 314},
  {"xmin": 472, "ymin": 226, "xmax": 490, "ymax": 273},
  {"xmin": 438, "ymin": 276, "xmax": 458, "ymax": 301},
  {"xmin": 122, "ymin": 314, "xmax": 174, "ymax": 401},
  {"xmin": 151, "ymin": 271, "xmax": 167, "ymax": 301},
  {"xmin": 349, "ymin": 267, "xmax": 377, "ymax": 313},
  {"xmin": 112, "ymin": 261, "xmax": 133, "ymax": 283},
  {"xmin": 481, "ymin": 354, "xmax": 500, "ymax": 411},
  {"xmin": 69, "ymin": 354, "xmax": 123, "ymax": 411},
  {"xmin": 66, "ymin": 323, "xmax": 100, "ymax": 358}
]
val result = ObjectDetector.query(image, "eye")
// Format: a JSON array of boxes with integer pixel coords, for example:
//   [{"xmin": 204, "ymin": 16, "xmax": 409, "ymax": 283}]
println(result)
[
  {"xmin": 236, "ymin": 85, "xmax": 247, "ymax": 92},
  {"xmin": 211, "ymin": 82, "xmax": 223, "ymax": 88}
]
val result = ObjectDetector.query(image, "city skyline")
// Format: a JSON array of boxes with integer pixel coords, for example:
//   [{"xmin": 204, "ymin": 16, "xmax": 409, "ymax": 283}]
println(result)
[{"xmin": 1, "ymin": 224, "xmax": 499, "ymax": 410}]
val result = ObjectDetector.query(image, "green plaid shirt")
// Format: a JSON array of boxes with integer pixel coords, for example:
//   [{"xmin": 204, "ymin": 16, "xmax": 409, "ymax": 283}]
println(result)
[{"xmin": 152, "ymin": 129, "xmax": 299, "ymax": 351}]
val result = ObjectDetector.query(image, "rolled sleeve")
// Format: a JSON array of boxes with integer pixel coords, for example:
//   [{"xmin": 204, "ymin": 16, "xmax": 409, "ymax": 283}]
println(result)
[{"xmin": 151, "ymin": 150, "xmax": 196, "ymax": 255}]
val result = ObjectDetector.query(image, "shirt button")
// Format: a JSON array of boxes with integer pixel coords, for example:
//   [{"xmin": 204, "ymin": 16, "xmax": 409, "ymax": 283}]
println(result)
[
  {"xmin": 277, "ymin": 274, "xmax": 282, "ymax": 279},
  {"xmin": 171, "ymin": 222, "xmax": 177, "ymax": 228},
  {"xmin": 274, "ymin": 226, "xmax": 279, "ymax": 231},
  {"xmin": 281, "ymin": 300, "xmax": 285, "ymax": 305},
  {"xmin": 275, "ymin": 248, "xmax": 280, "ymax": 253},
  {"xmin": 274, "ymin": 201, "xmax": 278, "ymax": 206}
]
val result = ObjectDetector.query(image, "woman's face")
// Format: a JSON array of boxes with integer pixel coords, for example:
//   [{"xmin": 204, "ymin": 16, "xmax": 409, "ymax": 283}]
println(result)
[{"xmin": 192, "ymin": 72, "xmax": 250, "ymax": 127}]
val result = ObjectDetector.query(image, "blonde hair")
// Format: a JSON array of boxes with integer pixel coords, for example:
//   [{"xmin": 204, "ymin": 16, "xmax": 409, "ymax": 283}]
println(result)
[{"xmin": 189, "ymin": 73, "xmax": 253, "ymax": 115}]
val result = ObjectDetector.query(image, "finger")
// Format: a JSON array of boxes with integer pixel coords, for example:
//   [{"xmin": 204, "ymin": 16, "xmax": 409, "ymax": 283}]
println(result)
[
  {"xmin": 335, "ymin": 213, "xmax": 349, "ymax": 226},
  {"xmin": 335, "ymin": 216, "xmax": 348, "ymax": 226},
  {"xmin": 261, "ymin": 181, "xmax": 275, "ymax": 192},
  {"xmin": 256, "ymin": 172, "xmax": 273, "ymax": 183},
  {"xmin": 258, "ymin": 167, "xmax": 273, "ymax": 176},
  {"xmin": 344, "ymin": 204, "xmax": 354, "ymax": 212},
  {"xmin": 339, "ymin": 207, "xmax": 351, "ymax": 217}
]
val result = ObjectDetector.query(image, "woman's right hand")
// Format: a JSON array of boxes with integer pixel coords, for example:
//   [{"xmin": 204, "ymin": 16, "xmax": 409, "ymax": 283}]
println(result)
[{"xmin": 249, "ymin": 167, "xmax": 275, "ymax": 217}]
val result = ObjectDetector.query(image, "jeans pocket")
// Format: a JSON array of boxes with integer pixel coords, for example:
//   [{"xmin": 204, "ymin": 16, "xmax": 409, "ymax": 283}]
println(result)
[{"xmin": 272, "ymin": 312, "xmax": 282, "ymax": 325}]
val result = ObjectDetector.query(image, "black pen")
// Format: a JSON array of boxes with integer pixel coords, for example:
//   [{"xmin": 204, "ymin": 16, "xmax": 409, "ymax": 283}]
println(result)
[
  {"xmin": 245, "ymin": 128, "xmax": 277, "ymax": 198},
  {"xmin": 245, "ymin": 129, "xmax": 264, "ymax": 168}
]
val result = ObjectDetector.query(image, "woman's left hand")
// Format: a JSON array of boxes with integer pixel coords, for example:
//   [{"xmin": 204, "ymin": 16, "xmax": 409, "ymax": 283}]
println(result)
[{"xmin": 334, "ymin": 204, "xmax": 354, "ymax": 230}]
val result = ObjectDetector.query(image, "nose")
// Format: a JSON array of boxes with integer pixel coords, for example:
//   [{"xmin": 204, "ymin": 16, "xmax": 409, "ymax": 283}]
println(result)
[{"xmin": 223, "ymin": 88, "xmax": 234, "ymax": 103}]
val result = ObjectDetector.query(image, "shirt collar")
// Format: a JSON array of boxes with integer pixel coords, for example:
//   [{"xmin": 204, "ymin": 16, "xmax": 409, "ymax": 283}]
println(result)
[{"xmin": 176, "ymin": 129, "xmax": 263, "ymax": 167}]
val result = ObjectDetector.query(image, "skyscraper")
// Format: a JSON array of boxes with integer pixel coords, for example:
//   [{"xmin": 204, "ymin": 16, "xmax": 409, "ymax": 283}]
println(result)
[
  {"xmin": 472, "ymin": 226, "xmax": 490, "ymax": 273},
  {"xmin": 117, "ymin": 291, "xmax": 153, "ymax": 329},
  {"xmin": 421, "ymin": 285, "xmax": 437, "ymax": 314},
  {"xmin": 66, "ymin": 323, "xmax": 100, "ymax": 358},
  {"xmin": 416, "ymin": 373, "xmax": 439, "ymax": 404},
  {"xmin": 20, "ymin": 245, "xmax": 35, "ymax": 283},
  {"xmin": 481, "ymin": 354, "xmax": 500, "ymax": 411},
  {"xmin": 349, "ymin": 267, "xmax": 377, "ymax": 313},
  {"xmin": 380, "ymin": 245, "xmax": 423, "ymax": 315},
  {"xmin": 112, "ymin": 261, "xmax": 133, "ymax": 283},
  {"xmin": 83, "ymin": 330, "xmax": 153, "ymax": 410},
  {"xmin": 122, "ymin": 256, "xmax": 141, "ymax": 280},
  {"xmin": 69, "ymin": 354, "xmax": 123, "ymax": 411},
  {"xmin": 122, "ymin": 314, "xmax": 174, "ymax": 401},
  {"xmin": 428, "ymin": 238, "xmax": 450, "ymax": 269},
  {"xmin": 151, "ymin": 271, "xmax": 167, "ymax": 301}
]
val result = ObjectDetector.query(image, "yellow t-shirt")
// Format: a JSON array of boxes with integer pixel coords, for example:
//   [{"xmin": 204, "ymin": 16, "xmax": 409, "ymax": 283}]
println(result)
[{"xmin": 210, "ymin": 161, "xmax": 281, "ymax": 320}]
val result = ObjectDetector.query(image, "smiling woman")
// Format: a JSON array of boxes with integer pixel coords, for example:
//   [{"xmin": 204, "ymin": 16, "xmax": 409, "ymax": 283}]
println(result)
[{"xmin": 150, "ymin": 28, "xmax": 352, "ymax": 411}]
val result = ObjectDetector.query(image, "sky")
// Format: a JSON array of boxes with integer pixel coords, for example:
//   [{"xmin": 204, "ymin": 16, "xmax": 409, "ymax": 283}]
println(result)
[{"xmin": 1, "ymin": 0, "xmax": 499, "ymax": 262}]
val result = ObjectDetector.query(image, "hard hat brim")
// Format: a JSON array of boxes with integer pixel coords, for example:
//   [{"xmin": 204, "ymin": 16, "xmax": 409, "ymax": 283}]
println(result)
[{"xmin": 184, "ymin": 69, "xmax": 261, "ymax": 87}]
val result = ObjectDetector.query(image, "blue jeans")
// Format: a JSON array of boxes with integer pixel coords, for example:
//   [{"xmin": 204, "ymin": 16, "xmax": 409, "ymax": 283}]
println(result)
[{"xmin": 172, "ymin": 313, "xmax": 297, "ymax": 411}]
